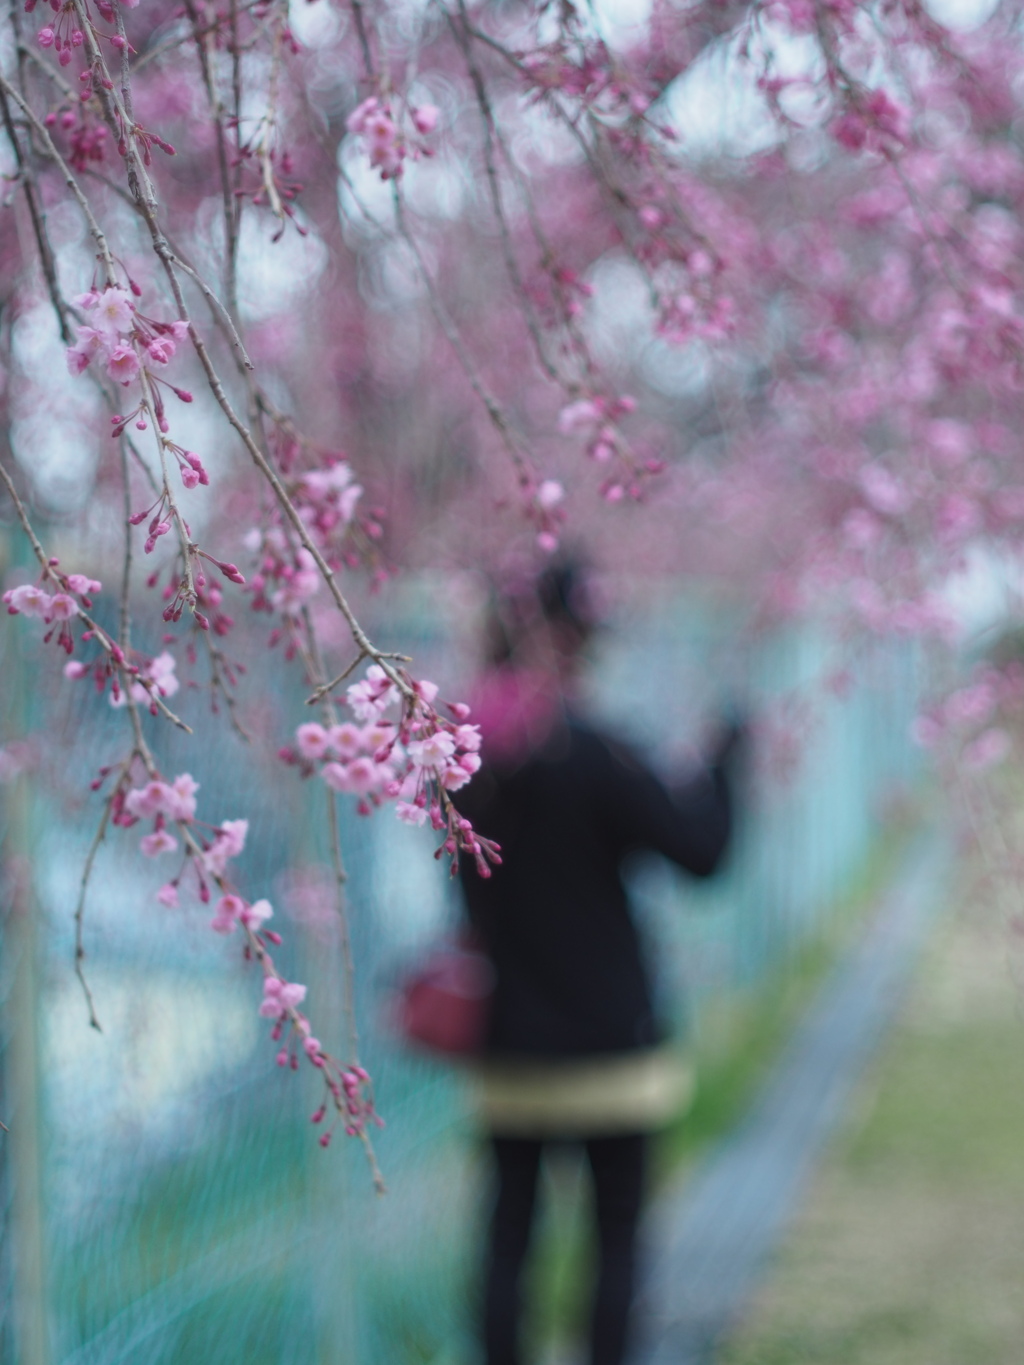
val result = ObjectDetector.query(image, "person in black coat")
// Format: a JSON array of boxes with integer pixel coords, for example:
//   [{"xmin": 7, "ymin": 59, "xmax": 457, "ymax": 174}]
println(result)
[{"xmin": 457, "ymin": 564, "xmax": 742, "ymax": 1365}]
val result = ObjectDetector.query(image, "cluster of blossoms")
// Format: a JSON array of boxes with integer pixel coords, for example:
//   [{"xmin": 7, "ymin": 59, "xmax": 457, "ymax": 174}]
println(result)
[
  {"xmin": 107, "ymin": 757, "xmax": 377, "ymax": 1145},
  {"xmin": 345, "ymin": 96, "xmax": 439, "ymax": 180},
  {"xmin": 309, "ymin": 1063, "xmax": 381, "ymax": 1145},
  {"xmin": 245, "ymin": 458, "xmax": 382, "ymax": 628},
  {"xmin": 45, "ymin": 93, "xmax": 109, "ymax": 172},
  {"xmin": 293, "ymin": 463, "xmax": 369, "ymax": 545},
  {"xmin": 284, "ymin": 664, "xmax": 499, "ymax": 877},
  {"xmin": 557, "ymin": 396, "xmax": 663, "ymax": 504},
  {"xmin": 103, "ymin": 649, "xmax": 179, "ymax": 707},
  {"xmin": 4, "ymin": 570, "xmax": 101, "ymax": 654},
  {"xmin": 911, "ymin": 665, "xmax": 1024, "ymax": 774},
  {"xmin": 831, "ymin": 88, "xmax": 910, "ymax": 156},
  {"xmin": 519, "ymin": 37, "xmax": 655, "ymax": 116},
  {"xmin": 66, "ymin": 286, "xmax": 188, "ymax": 398},
  {"xmin": 530, "ymin": 479, "xmax": 567, "ymax": 554}
]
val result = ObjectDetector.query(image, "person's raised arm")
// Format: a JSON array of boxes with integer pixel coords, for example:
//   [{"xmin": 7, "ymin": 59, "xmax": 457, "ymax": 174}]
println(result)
[{"xmin": 598, "ymin": 718, "xmax": 745, "ymax": 878}]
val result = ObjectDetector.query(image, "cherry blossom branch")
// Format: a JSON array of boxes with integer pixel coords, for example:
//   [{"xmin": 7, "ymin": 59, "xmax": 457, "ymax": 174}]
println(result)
[
  {"xmin": 324, "ymin": 784, "xmax": 384, "ymax": 1190},
  {"xmin": 73, "ymin": 794, "xmax": 115, "ymax": 1031},
  {"xmin": 0, "ymin": 71, "xmax": 116, "ymax": 285},
  {"xmin": 181, "ymin": 0, "xmax": 242, "ymax": 323},
  {"xmin": 0, "ymin": 81, "xmax": 70, "ymax": 343},
  {"xmin": 389, "ymin": 182, "xmax": 536, "ymax": 487},
  {"xmin": 0, "ymin": 459, "xmax": 192, "ymax": 732},
  {"xmin": 132, "ymin": 0, "xmax": 269, "ymax": 75},
  {"xmin": 305, "ymin": 652, "xmax": 413, "ymax": 707},
  {"xmin": 55, "ymin": 20, "xmax": 412, "ymax": 703},
  {"xmin": 445, "ymin": 5, "xmax": 560, "ymax": 384}
]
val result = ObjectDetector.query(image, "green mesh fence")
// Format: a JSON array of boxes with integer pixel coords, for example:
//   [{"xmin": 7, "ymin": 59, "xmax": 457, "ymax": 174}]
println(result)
[{"xmin": 0, "ymin": 579, "xmax": 921, "ymax": 1365}]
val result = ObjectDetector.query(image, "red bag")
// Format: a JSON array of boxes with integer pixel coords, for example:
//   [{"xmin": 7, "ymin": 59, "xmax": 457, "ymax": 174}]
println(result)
[{"xmin": 397, "ymin": 940, "xmax": 495, "ymax": 1057}]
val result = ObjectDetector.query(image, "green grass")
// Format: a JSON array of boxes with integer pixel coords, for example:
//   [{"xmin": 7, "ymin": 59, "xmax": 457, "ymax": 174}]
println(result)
[
  {"xmin": 657, "ymin": 821, "xmax": 914, "ymax": 1177},
  {"xmin": 720, "ymin": 900, "xmax": 1024, "ymax": 1365}
]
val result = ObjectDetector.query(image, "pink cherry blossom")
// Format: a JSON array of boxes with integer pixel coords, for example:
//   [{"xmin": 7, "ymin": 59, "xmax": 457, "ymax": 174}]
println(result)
[
  {"xmin": 147, "ymin": 338, "xmax": 175, "ymax": 364},
  {"xmin": 454, "ymin": 724, "xmax": 482, "ymax": 752},
  {"xmin": 558, "ymin": 399, "xmax": 602, "ymax": 433},
  {"xmin": 346, "ymin": 96, "xmax": 380, "ymax": 134},
  {"xmin": 296, "ymin": 722, "xmax": 330, "ymax": 760},
  {"xmin": 140, "ymin": 829, "xmax": 178, "ymax": 857},
  {"xmin": 344, "ymin": 756, "xmax": 386, "ymax": 792},
  {"xmin": 258, "ymin": 976, "xmax": 308, "ymax": 1018},
  {"xmin": 204, "ymin": 818, "xmax": 248, "ymax": 876},
  {"xmin": 347, "ymin": 665, "xmax": 397, "ymax": 721},
  {"xmin": 211, "ymin": 893, "xmax": 244, "ymax": 934},
  {"xmin": 536, "ymin": 480, "xmax": 565, "ymax": 510},
  {"xmin": 48, "ymin": 593, "xmax": 78, "ymax": 622},
  {"xmin": 411, "ymin": 105, "xmax": 439, "ymax": 134},
  {"xmin": 407, "ymin": 731, "xmax": 456, "ymax": 769},
  {"xmin": 66, "ymin": 574, "xmax": 101, "ymax": 594},
  {"xmin": 441, "ymin": 764, "xmax": 473, "ymax": 791},
  {"xmin": 156, "ymin": 883, "xmax": 179, "ymax": 908},
  {"xmin": 124, "ymin": 781, "xmax": 171, "ymax": 820},
  {"xmin": 962, "ymin": 727, "xmax": 1012, "ymax": 772},
  {"xmin": 327, "ymin": 722, "xmax": 363, "ymax": 758},
  {"xmin": 3, "ymin": 584, "xmax": 53, "ymax": 618},
  {"xmin": 90, "ymin": 286, "xmax": 135, "ymax": 334},
  {"xmin": 395, "ymin": 801, "xmax": 427, "ymax": 825},
  {"xmin": 66, "ymin": 326, "xmax": 110, "ymax": 375},
  {"xmin": 321, "ymin": 762, "xmax": 352, "ymax": 792},
  {"xmin": 240, "ymin": 898, "xmax": 273, "ymax": 929},
  {"xmin": 148, "ymin": 653, "xmax": 179, "ymax": 699},
  {"xmin": 165, "ymin": 773, "xmax": 199, "ymax": 821},
  {"xmin": 105, "ymin": 344, "xmax": 141, "ymax": 386}
]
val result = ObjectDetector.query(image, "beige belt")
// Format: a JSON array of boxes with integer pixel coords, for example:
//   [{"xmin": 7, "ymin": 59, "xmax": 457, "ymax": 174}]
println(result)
[{"xmin": 472, "ymin": 1045, "xmax": 695, "ymax": 1137}]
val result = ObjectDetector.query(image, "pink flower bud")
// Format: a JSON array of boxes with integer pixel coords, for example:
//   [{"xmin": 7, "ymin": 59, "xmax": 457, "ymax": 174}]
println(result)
[{"xmin": 411, "ymin": 104, "xmax": 439, "ymax": 134}]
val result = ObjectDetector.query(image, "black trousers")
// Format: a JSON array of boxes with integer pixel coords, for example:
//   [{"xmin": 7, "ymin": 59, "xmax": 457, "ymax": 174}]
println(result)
[{"xmin": 483, "ymin": 1133, "xmax": 648, "ymax": 1365}]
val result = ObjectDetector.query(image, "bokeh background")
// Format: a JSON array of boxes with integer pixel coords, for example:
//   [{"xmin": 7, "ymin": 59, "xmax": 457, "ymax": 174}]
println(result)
[{"xmin": 1, "ymin": 561, "xmax": 931, "ymax": 1365}]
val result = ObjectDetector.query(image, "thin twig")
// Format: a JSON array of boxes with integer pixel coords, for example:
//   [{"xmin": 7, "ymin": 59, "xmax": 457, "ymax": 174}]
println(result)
[
  {"xmin": 0, "ymin": 457, "xmax": 192, "ymax": 732},
  {"xmin": 0, "ymin": 72, "xmax": 117, "ymax": 284},
  {"xmin": 73, "ymin": 798, "xmax": 114, "ymax": 1031}
]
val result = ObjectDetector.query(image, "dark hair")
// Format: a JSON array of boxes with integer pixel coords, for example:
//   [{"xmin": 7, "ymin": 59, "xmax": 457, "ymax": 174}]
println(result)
[
  {"xmin": 536, "ymin": 559, "xmax": 598, "ymax": 641},
  {"xmin": 482, "ymin": 557, "xmax": 599, "ymax": 667}
]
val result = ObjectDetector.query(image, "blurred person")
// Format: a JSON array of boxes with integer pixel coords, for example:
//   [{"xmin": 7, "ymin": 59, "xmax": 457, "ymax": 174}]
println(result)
[{"xmin": 457, "ymin": 563, "xmax": 744, "ymax": 1365}]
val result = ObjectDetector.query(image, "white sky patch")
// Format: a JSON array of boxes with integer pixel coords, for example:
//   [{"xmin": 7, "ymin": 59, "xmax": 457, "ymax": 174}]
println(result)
[
  {"xmin": 642, "ymin": 335, "xmax": 713, "ymax": 399},
  {"xmin": 585, "ymin": 254, "xmax": 656, "ymax": 370},
  {"xmin": 589, "ymin": 0, "xmax": 655, "ymax": 49},
  {"xmin": 922, "ymin": 0, "xmax": 1000, "ymax": 30},
  {"xmin": 941, "ymin": 544, "xmax": 1023, "ymax": 644},
  {"xmin": 288, "ymin": 0, "xmax": 344, "ymax": 47},
  {"xmin": 10, "ymin": 304, "xmax": 102, "ymax": 513},
  {"xmin": 403, "ymin": 153, "xmax": 469, "ymax": 221},
  {"xmin": 236, "ymin": 212, "xmax": 329, "ymax": 324},
  {"xmin": 668, "ymin": 38, "xmax": 781, "ymax": 159},
  {"xmin": 666, "ymin": 21, "xmax": 828, "ymax": 158},
  {"xmin": 338, "ymin": 141, "xmax": 398, "ymax": 239}
]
